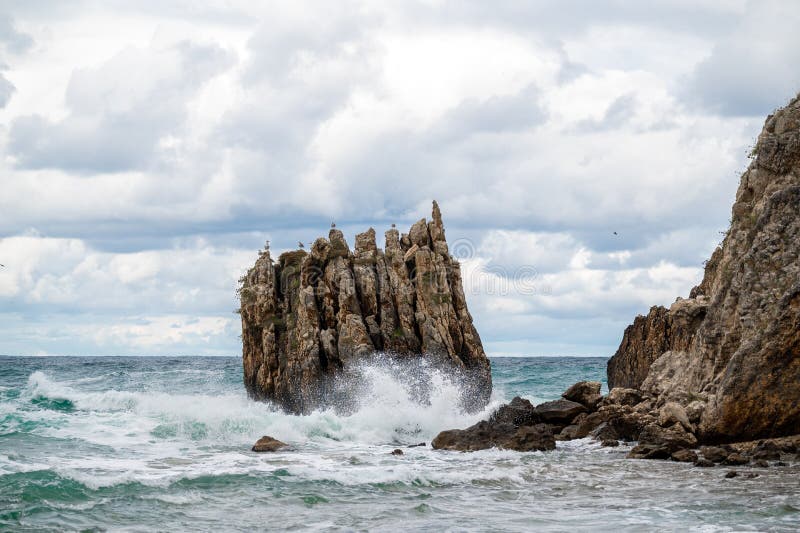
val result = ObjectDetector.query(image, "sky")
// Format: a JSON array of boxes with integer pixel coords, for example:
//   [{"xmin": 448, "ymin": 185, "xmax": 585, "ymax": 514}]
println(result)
[{"xmin": 1, "ymin": 0, "xmax": 799, "ymax": 357}]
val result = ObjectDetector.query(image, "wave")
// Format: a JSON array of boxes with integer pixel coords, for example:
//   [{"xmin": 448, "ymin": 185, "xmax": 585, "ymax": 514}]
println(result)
[{"xmin": 20, "ymin": 361, "xmax": 505, "ymax": 447}]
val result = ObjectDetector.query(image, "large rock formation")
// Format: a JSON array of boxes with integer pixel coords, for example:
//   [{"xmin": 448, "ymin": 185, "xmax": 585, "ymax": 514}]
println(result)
[
  {"xmin": 607, "ymin": 93, "xmax": 800, "ymax": 443},
  {"xmin": 239, "ymin": 201, "xmax": 492, "ymax": 414}
]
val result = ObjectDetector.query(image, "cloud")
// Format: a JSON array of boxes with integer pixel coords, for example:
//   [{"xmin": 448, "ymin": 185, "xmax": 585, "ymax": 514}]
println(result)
[
  {"xmin": 0, "ymin": 13, "xmax": 33, "ymax": 54},
  {"xmin": 8, "ymin": 40, "xmax": 234, "ymax": 172},
  {"xmin": 0, "ymin": 71, "xmax": 13, "ymax": 107},
  {"xmin": 0, "ymin": 0, "xmax": 789, "ymax": 357},
  {"xmin": 683, "ymin": 0, "xmax": 800, "ymax": 116}
]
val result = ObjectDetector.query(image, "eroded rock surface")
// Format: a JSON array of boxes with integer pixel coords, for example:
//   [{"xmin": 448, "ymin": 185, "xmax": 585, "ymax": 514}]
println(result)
[
  {"xmin": 607, "ymin": 93, "xmax": 800, "ymax": 442},
  {"xmin": 239, "ymin": 201, "xmax": 492, "ymax": 414}
]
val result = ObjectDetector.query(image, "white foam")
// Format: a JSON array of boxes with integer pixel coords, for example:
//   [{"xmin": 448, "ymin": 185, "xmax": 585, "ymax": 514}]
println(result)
[{"xmin": 15, "ymin": 362, "xmax": 518, "ymax": 490}]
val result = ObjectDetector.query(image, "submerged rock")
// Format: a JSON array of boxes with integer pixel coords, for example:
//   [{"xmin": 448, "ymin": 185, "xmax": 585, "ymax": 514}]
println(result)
[
  {"xmin": 606, "ymin": 92, "xmax": 800, "ymax": 442},
  {"xmin": 239, "ymin": 201, "xmax": 492, "ymax": 414},
  {"xmin": 252, "ymin": 435, "xmax": 288, "ymax": 452}
]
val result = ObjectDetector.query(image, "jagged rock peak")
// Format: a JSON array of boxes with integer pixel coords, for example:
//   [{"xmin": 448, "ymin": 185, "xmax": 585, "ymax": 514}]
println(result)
[
  {"xmin": 239, "ymin": 201, "xmax": 492, "ymax": 414},
  {"xmin": 607, "ymin": 92, "xmax": 800, "ymax": 442}
]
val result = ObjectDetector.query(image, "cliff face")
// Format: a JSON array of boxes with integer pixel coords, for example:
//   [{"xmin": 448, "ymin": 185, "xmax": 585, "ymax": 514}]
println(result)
[
  {"xmin": 607, "ymin": 93, "xmax": 800, "ymax": 442},
  {"xmin": 239, "ymin": 201, "xmax": 492, "ymax": 414}
]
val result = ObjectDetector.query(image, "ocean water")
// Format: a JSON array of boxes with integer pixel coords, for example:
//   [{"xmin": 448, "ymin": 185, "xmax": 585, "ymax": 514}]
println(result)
[{"xmin": 0, "ymin": 356, "xmax": 798, "ymax": 532}]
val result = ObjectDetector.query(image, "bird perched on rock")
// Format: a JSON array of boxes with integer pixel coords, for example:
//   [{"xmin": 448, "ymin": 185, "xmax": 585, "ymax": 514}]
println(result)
[{"xmin": 331, "ymin": 222, "xmax": 336, "ymax": 228}]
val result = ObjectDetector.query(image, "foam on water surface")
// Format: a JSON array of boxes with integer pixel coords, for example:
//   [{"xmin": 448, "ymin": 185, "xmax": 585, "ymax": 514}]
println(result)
[{"xmin": 1, "ymin": 356, "xmax": 798, "ymax": 532}]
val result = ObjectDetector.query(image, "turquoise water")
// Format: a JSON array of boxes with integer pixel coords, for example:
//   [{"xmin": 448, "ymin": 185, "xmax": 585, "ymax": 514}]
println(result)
[{"xmin": 1, "ymin": 356, "xmax": 798, "ymax": 532}]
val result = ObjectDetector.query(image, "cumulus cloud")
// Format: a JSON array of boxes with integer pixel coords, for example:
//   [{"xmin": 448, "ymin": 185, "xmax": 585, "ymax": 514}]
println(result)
[
  {"xmin": 0, "ymin": 0, "xmax": 792, "ymax": 356},
  {"xmin": 0, "ymin": 71, "xmax": 13, "ymax": 107},
  {"xmin": 0, "ymin": 13, "xmax": 33, "ymax": 54},
  {"xmin": 8, "ymin": 40, "xmax": 234, "ymax": 172},
  {"xmin": 684, "ymin": 0, "xmax": 800, "ymax": 116}
]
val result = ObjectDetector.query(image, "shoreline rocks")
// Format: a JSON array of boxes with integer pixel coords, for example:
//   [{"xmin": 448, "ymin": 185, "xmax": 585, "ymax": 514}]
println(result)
[
  {"xmin": 606, "ymin": 92, "xmax": 800, "ymax": 443},
  {"xmin": 431, "ymin": 379, "xmax": 800, "ymax": 471}
]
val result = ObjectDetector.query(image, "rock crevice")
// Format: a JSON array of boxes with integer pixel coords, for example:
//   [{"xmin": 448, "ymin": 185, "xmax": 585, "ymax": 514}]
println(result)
[{"xmin": 239, "ymin": 201, "xmax": 492, "ymax": 414}]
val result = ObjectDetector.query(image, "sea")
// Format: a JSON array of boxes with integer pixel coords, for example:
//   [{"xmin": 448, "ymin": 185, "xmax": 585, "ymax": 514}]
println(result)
[{"xmin": 1, "ymin": 356, "xmax": 798, "ymax": 532}]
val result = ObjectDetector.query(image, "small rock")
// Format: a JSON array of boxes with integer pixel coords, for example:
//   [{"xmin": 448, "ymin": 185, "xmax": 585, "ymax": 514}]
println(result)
[
  {"xmin": 752, "ymin": 459, "xmax": 769, "ymax": 468},
  {"xmin": 779, "ymin": 441, "xmax": 798, "ymax": 453},
  {"xmin": 723, "ymin": 453, "xmax": 749, "ymax": 466},
  {"xmin": 431, "ymin": 421, "xmax": 556, "ymax": 452},
  {"xmin": 658, "ymin": 402, "xmax": 693, "ymax": 432},
  {"xmin": 628, "ymin": 444, "xmax": 671, "ymax": 459},
  {"xmin": 408, "ymin": 442, "xmax": 426, "ymax": 448},
  {"xmin": 605, "ymin": 388, "xmax": 643, "ymax": 406},
  {"xmin": 251, "ymin": 435, "xmax": 288, "ymax": 452},
  {"xmin": 556, "ymin": 424, "xmax": 579, "ymax": 441},
  {"xmin": 490, "ymin": 397, "xmax": 538, "ymax": 427},
  {"xmin": 575, "ymin": 412, "xmax": 604, "ymax": 438},
  {"xmin": 776, "ymin": 461, "xmax": 787, "ymax": 466},
  {"xmin": 700, "ymin": 446, "xmax": 729, "ymax": 463},
  {"xmin": 503, "ymin": 424, "xmax": 557, "ymax": 452},
  {"xmin": 671, "ymin": 449, "xmax": 698, "ymax": 463},
  {"xmin": 601, "ymin": 439, "xmax": 619, "ymax": 447},
  {"xmin": 562, "ymin": 381, "xmax": 602, "ymax": 410},
  {"xmin": 752, "ymin": 441, "xmax": 781, "ymax": 461},
  {"xmin": 685, "ymin": 400, "xmax": 706, "ymax": 424},
  {"xmin": 638, "ymin": 422, "xmax": 697, "ymax": 452},
  {"xmin": 744, "ymin": 473, "xmax": 759, "ymax": 479},
  {"xmin": 533, "ymin": 399, "xmax": 587, "ymax": 424},
  {"xmin": 725, "ymin": 470, "xmax": 738, "ymax": 479},
  {"xmin": 590, "ymin": 422, "xmax": 620, "ymax": 442},
  {"xmin": 391, "ymin": 449, "xmax": 404, "ymax": 456},
  {"xmin": 694, "ymin": 458, "xmax": 715, "ymax": 467}
]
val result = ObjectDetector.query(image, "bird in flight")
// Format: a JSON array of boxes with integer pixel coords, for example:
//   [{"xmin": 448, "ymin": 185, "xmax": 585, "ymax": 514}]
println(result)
[
  {"xmin": 613, "ymin": 232, "xmax": 618, "ymax": 236},
  {"xmin": 298, "ymin": 242, "xmax": 305, "ymax": 249},
  {"xmin": 0, "ymin": 264, "xmax": 5, "ymax": 267}
]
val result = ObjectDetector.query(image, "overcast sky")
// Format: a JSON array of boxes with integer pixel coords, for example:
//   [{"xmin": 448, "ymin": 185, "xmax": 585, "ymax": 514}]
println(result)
[{"xmin": 1, "ymin": 0, "xmax": 798, "ymax": 357}]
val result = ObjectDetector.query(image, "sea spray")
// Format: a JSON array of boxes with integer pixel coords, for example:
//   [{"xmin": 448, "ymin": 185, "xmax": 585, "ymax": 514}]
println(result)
[{"xmin": 2, "ymin": 356, "xmax": 797, "ymax": 532}]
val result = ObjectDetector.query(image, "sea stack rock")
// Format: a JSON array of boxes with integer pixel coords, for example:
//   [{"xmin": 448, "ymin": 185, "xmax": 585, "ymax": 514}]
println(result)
[
  {"xmin": 607, "ymin": 93, "xmax": 800, "ymax": 442},
  {"xmin": 239, "ymin": 201, "xmax": 492, "ymax": 414}
]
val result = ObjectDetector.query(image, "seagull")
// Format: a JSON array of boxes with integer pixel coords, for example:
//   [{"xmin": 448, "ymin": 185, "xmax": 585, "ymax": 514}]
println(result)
[
  {"xmin": 331, "ymin": 221, "xmax": 336, "ymax": 228},
  {"xmin": 391, "ymin": 223, "xmax": 396, "ymax": 228},
  {"xmin": 613, "ymin": 232, "xmax": 618, "ymax": 236},
  {"xmin": 0, "ymin": 264, "xmax": 4, "ymax": 267},
  {"xmin": 298, "ymin": 241, "xmax": 305, "ymax": 249}
]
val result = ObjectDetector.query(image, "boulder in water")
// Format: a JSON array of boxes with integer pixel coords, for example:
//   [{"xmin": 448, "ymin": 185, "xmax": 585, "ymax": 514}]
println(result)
[
  {"xmin": 431, "ymin": 421, "xmax": 555, "ymax": 452},
  {"xmin": 252, "ymin": 435, "xmax": 288, "ymax": 452}
]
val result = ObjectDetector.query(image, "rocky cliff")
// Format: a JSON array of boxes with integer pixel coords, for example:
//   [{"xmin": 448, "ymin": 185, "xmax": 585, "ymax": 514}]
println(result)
[
  {"xmin": 607, "ymin": 93, "xmax": 800, "ymax": 442},
  {"xmin": 239, "ymin": 201, "xmax": 492, "ymax": 414}
]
